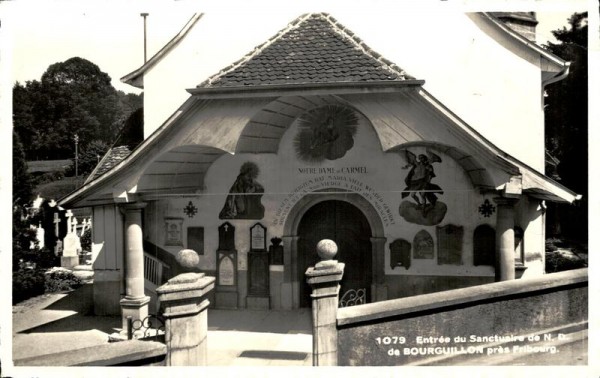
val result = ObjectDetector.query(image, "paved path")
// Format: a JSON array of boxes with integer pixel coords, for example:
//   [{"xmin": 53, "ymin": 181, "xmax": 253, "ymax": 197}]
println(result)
[
  {"xmin": 12, "ymin": 283, "xmax": 586, "ymax": 367},
  {"xmin": 12, "ymin": 283, "xmax": 312, "ymax": 366}
]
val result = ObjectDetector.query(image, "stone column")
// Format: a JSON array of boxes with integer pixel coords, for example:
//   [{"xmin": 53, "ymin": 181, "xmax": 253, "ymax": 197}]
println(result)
[
  {"xmin": 305, "ymin": 239, "xmax": 344, "ymax": 366},
  {"xmin": 157, "ymin": 272, "xmax": 215, "ymax": 366},
  {"xmin": 120, "ymin": 202, "xmax": 150, "ymax": 331},
  {"xmin": 494, "ymin": 197, "xmax": 519, "ymax": 281}
]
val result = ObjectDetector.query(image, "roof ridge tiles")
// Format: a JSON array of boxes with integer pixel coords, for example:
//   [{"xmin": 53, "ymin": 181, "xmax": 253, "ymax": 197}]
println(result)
[
  {"xmin": 197, "ymin": 12, "xmax": 414, "ymax": 89},
  {"xmin": 321, "ymin": 13, "xmax": 413, "ymax": 80},
  {"xmin": 201, "ymin": 13, "xmax": 315, "ymax": 87}
]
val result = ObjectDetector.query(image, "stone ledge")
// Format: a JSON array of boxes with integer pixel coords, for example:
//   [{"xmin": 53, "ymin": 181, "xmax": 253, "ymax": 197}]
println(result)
[
  {"xmin": 337, "ymin": 268, "xmax": 588, "ymax": 327},
  {"xmin": 13, "ymin": 340, "xmax": 166, "ymax": 366}
]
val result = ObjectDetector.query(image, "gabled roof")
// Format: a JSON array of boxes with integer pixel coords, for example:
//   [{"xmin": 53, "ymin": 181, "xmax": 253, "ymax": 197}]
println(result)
[
  {"xmin": 84, "ymin": 145, "xmax": 131, "ymax": 184},
  {"xmin": 197, "ymin": 13, "xmax": 414, "ymax": 89},
  {"xmin": 480, "ymin": 12, "xmax": 567, "ymax": 70},
  {"xmin": 61, "ymin": 11, "xmax": 580, "ymax": 208},
  {"xmin": 121, "ymin": 13, "xmax": 204, "ymax": 89}
]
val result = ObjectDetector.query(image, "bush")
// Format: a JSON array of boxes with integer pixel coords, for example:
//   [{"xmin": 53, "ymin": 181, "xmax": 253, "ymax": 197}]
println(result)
[
  {"xmin": 44, "ymin": 268, "xmax": 83, "ymax": 292},
  {"xmin": 545, "ymin": 251, "xmax": 587, "ymax": 273},
  {"xmin": 13, "ymin": 268, "xmax": 46, "ymax": 304},
  {"xmin": 80, "ymin": 228, "xmax": 91, "ymax": 252}
]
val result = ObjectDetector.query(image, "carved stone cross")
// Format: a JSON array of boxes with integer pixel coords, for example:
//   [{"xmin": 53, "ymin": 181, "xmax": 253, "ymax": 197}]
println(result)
[{"xmin": 53, "ymin": 212, "xmax": 60, "ymax": 237}]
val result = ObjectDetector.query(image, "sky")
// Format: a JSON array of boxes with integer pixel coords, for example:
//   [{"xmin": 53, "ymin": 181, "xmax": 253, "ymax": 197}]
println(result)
[{"xmin": 1, "ymin": 0, "xmax": 591, "ymax": 94}]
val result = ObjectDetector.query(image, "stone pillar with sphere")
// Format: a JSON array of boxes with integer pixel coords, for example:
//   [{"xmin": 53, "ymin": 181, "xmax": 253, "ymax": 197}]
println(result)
[
  {"xmin": 305, "ymin": 239, "xmax": 345, "ymax": 366},
  {"xmin": 157, "ymin": 248, "xmax": 215, "ymax": 366}
]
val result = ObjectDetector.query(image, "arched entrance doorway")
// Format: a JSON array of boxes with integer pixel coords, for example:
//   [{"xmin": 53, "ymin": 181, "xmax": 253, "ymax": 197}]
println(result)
[{"xmin": 297, "ymin": 200, "xmax": 373, "ymax": 307}]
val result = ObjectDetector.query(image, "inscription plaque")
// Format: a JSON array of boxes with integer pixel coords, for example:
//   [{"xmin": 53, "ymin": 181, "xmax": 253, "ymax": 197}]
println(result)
[
  {"xmin": 413, "ymin": 230, "xmax": 434, "ymax": 259},
  {"xmin": 165, "ymin": 218, "xmax": 183, "ymax": 246},
  {"xmin": 250, "ymin": 223, "xmax": 267, "ymax": 251},
  {"xmin": 218, "ymin": 256, "xmax": 235, "ymax": 286}
]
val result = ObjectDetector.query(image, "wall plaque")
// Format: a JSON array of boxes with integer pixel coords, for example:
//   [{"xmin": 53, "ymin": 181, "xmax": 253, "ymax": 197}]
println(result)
[
  {"xmin": 269, "ymin": 237, "xmax": 284, "ymax": 265},
  {"xmin": 437, "ymin": 224, "xmax": 464, "ymax": 265},
  {"xmin": 250, "ymin": 223, "xmax": 267, "ymax": 251},
  {"xmin": 218, "ymin": 222, "xmax": 235, "ymax": 251},
  {"xmin": 413, "ymin": 230, "xmax": 434, "ymax": 259},
  {"xmin": 218, "ymin": 256, "xmax": 235, "ymax": 286},
  {"xmin": 248, "ymin": 251, "xmax": 269, "ymax": 295},
  {"xmin": 165, "ymin": 218, "xmax": 183, "ymax": 246},
  {"xmin": 390, "ymin": 239, "xmax": 411, "ymax": 270}
]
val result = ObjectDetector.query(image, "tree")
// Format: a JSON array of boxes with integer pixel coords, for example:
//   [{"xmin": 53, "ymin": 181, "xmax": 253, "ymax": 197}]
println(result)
[
  {"xmin": 13, "ymin": 57, "xmax": 142, "ymax": 161},
  {"xmin": 12, "ymin": 131, "xmax": 33, "ymax": 207},
  {"xmin": 77, "ymin": 139, "xmax": 110, "ymax": 176},
  {"xmin": 544, "ymin": 12, "xmax": 588, "ymax": 241}
]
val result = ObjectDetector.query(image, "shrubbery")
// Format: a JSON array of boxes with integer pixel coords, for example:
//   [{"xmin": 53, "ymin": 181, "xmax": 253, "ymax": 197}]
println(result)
[
  {"xmin": 80, "ymin": 228, "xmax": 91, "ymax": 252},
  {"xmin": 546, "ymin": 251, "xmax": 587, "ymax": 273},
  {"xmin": 13, "ymin": 268, "xmax": 46, "ymax": 304},
  {"xmin": 44, "ymin": 268, "xmax": 83, "ymax": 293},
  {"xmin": 545, "ymin": 238, "xmax": 587, "ymax": 273}
]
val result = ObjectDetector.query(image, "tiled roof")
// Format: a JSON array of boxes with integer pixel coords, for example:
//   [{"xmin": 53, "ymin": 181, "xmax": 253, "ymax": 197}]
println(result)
[
  {"xmin": 85, "ymin": 146, "xmax": 131, "ymax": 184},
  {"xmin": 198, "ymin": 13, "xmax": 414, "ymax": 88}
]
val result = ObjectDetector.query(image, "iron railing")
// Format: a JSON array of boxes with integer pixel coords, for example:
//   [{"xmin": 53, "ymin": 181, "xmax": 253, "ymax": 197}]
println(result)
[{"xmin": 127, "ymin": 314, "xmax": 165, "ymax": 342}]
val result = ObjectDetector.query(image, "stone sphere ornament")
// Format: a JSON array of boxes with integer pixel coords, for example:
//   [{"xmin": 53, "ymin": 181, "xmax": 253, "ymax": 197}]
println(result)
[
  {"xmin": 176, "ymin": 249, "xmax": 200, "ymax": 270},
  {"xmin": 316, "ymin": 239, "xmax": 338, "ymax": 260}
]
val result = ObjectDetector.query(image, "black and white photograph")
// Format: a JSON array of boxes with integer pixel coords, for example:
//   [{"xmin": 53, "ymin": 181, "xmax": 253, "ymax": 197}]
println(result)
[{"xmin": 1, "ymin": 0, "xmax": 596, "ymax": 375}]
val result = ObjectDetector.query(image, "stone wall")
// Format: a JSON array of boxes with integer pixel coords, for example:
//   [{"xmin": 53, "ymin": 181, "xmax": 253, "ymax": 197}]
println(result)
[
  {"xmin": 13, "ymin": 341, "xmax": 166, "ymax": 366},
  {"xmin": 336, "ymin": 268, "xmax": 587, "ymax": 366}
]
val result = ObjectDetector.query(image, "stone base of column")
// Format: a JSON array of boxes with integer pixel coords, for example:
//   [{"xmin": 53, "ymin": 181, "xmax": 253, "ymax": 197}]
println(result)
[
  {"xmin": 120, "ymin": 295, "xmax": 151, "ymax": 333},
  {"xmin": 61, "ymin": 256, "xmax": 79, "ymax": 269}
]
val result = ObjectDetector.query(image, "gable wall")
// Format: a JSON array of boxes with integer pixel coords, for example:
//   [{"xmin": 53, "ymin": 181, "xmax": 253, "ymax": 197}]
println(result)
[
  {"xmin": 334, "ymin": 11, "xmax": 545, "ymax": 171},
  {"xmin": 141, "ymin": 108, "xmax": 527, "ymax": 293},
  {"xmin": 140, "ymin": 10, "xmax": 547, "ymax": 172}
]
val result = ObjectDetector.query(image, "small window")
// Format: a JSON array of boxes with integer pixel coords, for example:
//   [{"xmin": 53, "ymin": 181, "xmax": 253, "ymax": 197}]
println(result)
[{"xmin": 187, "ymin": 227, "xmax": 204, "ymax": 255}]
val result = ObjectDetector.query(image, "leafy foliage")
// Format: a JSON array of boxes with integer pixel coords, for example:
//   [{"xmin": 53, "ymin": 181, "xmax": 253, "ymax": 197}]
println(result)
[
  {"xmin": 80, "ymin": 228, "xmax": 92, "ymax": 252},
  {"xmin": 13, "ymin": 268, "xmax": 46, "ymax": 304},
  {"xmin": 13, "ymin": 57, "xmax": 142, "ymax": 161},
  {"xmin": 544, "ymin": 12, "xmax": 588, "ymax": 241},
  {"xmin": 13, "ymin": 131, "xmax": 33, "ymax": 207},
  {"xmin": 66, "ymin": 139, "xmax": 110, "ymax": 176},
  {"xmin": 44, "ymin": 269, "xmax": 83, "ymax": 293},
  {"xmin": 545, "ymin": 251, "xmax": 587, "ymax": 273}
]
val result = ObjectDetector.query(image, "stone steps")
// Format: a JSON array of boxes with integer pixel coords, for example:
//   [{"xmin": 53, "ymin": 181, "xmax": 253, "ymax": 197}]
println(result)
[{"xmin": 72, "ymin": 264, "xmax": 94, "ymax": 281}]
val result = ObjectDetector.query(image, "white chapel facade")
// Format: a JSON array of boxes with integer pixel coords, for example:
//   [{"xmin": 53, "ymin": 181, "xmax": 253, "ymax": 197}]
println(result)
[{"xmin": 61, "ymin": 10, "xmax": 579, "ymax": 319}]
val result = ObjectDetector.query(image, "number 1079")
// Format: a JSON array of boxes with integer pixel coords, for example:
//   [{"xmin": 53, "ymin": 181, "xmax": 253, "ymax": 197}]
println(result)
[{"xmin": 375, "ymin": 336, "xmax": 406, "ymax": 345}]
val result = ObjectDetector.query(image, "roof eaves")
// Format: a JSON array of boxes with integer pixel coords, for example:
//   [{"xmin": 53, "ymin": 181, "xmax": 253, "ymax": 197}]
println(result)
[
  {"xmin": 83, "ymin": 147, "xmax": 116, "ymax": 185},
  {"xmin": 414, "ymin": 88, "xmax": 580, "ymax": 203},
  {"xmin": 121, "ymin": 13, "xmax": 204, "ymax": 89},
  {"xmin": 59, "ymin": 97, "xmax": 201, "ymax": 207},
  {"xmin": 480, "ymin": 12, "xmax": 567, "ymax": 70},
  {"xmin": 188, "ymin": 80, "xmax": 425, "ymax": 99}
]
